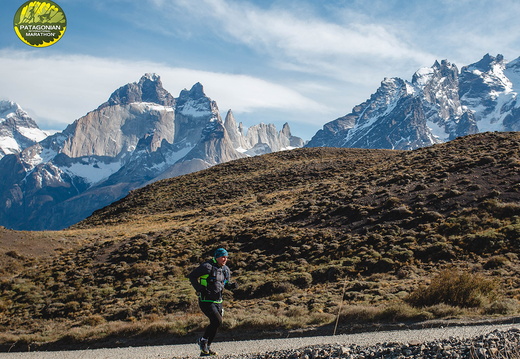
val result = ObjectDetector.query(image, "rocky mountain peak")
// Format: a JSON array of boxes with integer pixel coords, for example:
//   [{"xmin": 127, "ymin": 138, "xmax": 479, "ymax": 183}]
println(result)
[
  {"xmin": 175, "ymin": 82, "xmax": 217, "ymax": 126},
  {"xmin": 0, "ymin": 100, "xmax": 48, "ymax": 158},
  {"xmin": 437, "ymin": 60, "xmax": 458, "ymax": 80},
  {"xmin": 469, "ymin": 53, "xmax": 505, "ymax": 72},
  {"xmin": 412, "ymin": 60, "xmax": 458, "ymax": 89},
  {"xmin": 0, "ymin": 100, "xmax": 33, "ymax": 125},
  {"xmin": 102, "ymin": 73, "xmax": 175, "ymax": 108},
  {"xmin": 189, "ymin": 82, "xmax": 205, "ymax": 97},
  {"xmin": 281, "ymin": 122, "xmax": 291, "ymax": 137},
  {"xmin": 178, "ymin": 82, "xmax": 206, "ymax": 101},
  {"xmin": 141, "ymin": 73, "xmax": 160, "ymax": 82},
  {"xmin": 223, "ymin": 109, "xmax": 247, "ymax": 150},
  {"xmin": 224, "ymin": 109, "xmax": 237, "ymax": 126},
  {"xmin": 0, "ymin": 100, "xmax": 20, "ymax": 120},
  {"xmin": 459, "ymin": 54, "xmax": 511, "ymax": 107}
]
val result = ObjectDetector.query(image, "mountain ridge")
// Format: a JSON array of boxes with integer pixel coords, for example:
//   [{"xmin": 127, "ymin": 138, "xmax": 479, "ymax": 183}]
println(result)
[
  {"xmin": 0, "ymin": 74, "xmax": 302, "ymax": 230},
  {"xmin": 307, "ymin": 53, "xmax": 520, "ymax": 149}
]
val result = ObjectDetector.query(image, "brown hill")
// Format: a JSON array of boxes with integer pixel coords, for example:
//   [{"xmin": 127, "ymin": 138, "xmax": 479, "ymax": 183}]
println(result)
[{"xmin": 0, "ymin": 131, "xmax": 519, "ymax": 351}]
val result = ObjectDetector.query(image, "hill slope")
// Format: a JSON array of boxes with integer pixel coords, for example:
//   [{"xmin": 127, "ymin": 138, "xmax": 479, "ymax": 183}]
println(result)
[{"xmin": 1, "ymin": 132, "xmax": 519, "ymax": 350}]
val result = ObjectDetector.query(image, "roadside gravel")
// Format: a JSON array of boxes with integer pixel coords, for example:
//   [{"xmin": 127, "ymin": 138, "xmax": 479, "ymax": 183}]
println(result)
[{"xmin": 1, "ymin": 323, "xmax": 519, "ymax": 359}]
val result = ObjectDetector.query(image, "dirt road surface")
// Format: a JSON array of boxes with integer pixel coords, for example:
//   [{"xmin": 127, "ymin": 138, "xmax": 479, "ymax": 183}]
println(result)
[{"xmin": 1, "ymin": 323, "xmax": 519, "ymax": 359}]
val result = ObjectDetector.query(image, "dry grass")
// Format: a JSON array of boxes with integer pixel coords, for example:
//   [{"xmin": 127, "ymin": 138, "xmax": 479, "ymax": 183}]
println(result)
[
  {"xmin": 0, "ymin": 132, "xmax": 520, "ymax": 350},
  {"xmin": 406, "ymin": 269, "xmax": 499, "ymax": 308}
]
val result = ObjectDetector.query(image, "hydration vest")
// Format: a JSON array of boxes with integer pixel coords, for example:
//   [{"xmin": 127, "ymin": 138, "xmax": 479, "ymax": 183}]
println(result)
[{"xmin": 197, "ymin": 258, "xmax": 229, "ymax": 303}]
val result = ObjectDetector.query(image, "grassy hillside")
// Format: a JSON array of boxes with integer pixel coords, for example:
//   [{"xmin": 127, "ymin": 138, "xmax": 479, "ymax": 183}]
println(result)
[{"xmin": 0, "ymin": 132, "xmax": 519, "ymax": 351}]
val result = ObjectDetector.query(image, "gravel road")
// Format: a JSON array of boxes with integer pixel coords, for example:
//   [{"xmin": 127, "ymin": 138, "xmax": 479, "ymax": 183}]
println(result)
[{"xmin": 1, "ymin": 323, "xmax": 519, "ymax": 359}]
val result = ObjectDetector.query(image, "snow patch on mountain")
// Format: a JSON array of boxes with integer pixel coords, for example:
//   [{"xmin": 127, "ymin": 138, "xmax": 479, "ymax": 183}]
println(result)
[
  {"xmin": 165, "ymin": 145, "xmax": 194, "ymax": 166},
  {"xmin": 178, "ymin": 101, "xmax": 212, "ymax": 117},
  {"xmin": 426, "ymin": 119, "xmax": 447, "ymax": 141},
  {"xmin": 475, "ymin": 94, "xmax": 512, "ymax": 132},
  {"xmin": 132, "ymin": 102, "xmax": 174, "ymax": 113},
  {"xmin": 63, "ymin": 159, "xmax": 124, "ymax": 185},
  {"xmin": 0, "ymin": 136, "xmax": 19, "ymax": 155},
  {"xmin": 413, "ymin": 67, "xmax": 435, "ymax": 87},
  {"xmin": 18, "ymin": 127, "xmax": 49, "ymax": 142}
]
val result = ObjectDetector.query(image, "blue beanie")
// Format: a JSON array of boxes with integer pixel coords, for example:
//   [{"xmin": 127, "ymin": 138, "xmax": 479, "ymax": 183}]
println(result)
[{"xmin": 214, "ymin": 248, "xmax": 229, "ymax": 258}]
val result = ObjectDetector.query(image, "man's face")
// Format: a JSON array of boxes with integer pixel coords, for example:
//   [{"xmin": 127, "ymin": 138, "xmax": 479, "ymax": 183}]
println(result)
[{"xmin": 216, "ymin": 256, "xmax": 228, "ymax": 266}]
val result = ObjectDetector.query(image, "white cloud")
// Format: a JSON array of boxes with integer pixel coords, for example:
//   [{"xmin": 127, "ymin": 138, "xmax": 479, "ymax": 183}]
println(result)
[
  {"xmin": 150, "ymin": 0, "xmax": 434, "ymax": 81},
  {"xmin": 0, "ymin": 50, "xmax": 325, "ymax": 131},
  {"xmin": 6, "ymin": 0, "xmax": 518, "ymax": 139}
]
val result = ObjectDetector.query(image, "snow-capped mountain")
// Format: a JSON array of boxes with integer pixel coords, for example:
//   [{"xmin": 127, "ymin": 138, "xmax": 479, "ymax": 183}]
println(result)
[
  {"xmin": 0, "ymin": 100, "xmax": 48, "ymax": 158},
  {"xmin": 0, "ymin": 74, "xmax": 302, "ymax": 230},
  {"xmin": 225, "ymin": 110, "xmax": 304, "ymax": 156},
  {"xmin": 307, "ymin": 54, "xmax": 520, "ymax": 149}
]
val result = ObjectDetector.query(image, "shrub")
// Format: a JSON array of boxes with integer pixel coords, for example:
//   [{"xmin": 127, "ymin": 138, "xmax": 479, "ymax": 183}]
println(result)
[
  {"xmin": 338, "ymin": 303, "xmax": 432, "ymax": 324},
  {"xmin": 484, "ymin": 299, "xmax": 520, "ymax": 315},
  {"xmin": 484, "ymin": 255, "xmax": 510, "ymax": 269},
  {"xmin": 481, "ymin": 200, "xmax": 520, "ymax": 218},
  {"xmin": 383, "ymin": 197, "xmax": 402, "ymax": 209},
  {"xmin": 285, "ymin": 305, "xmax": 307, "ymax": 318},
  {"xmin": 416, "ymin": 242, "xmax": 456, "ymax": 262},
  {"xmin": 81, "ymin": 314, "xmax": 106, "ymax": 326},
  {"xmin": 311, "ymin": 266, "xmax": 345, "ymax": 282},
  {"xmin": 376, "ymin": 302, "xmax": 433, "ymax": 322},
  {"xmin": 478, "ymin": 155, "xmax": 496, "ymax": 165},
  {"xmin": 384, "ymin": 206, "xmax": 413, "ymax": 220},
  {"xmin": 289, "ymin": 272, "xmax": 313, "ymax": 288},
  {"xmin": 406, "ymin": 269, "xmax": 498, "ymax": 308},
  {"xmin": 256, "ymin": 281, "xmax": 295, "ymax": 297},
  {"xmin": 425, "ymin": 303, "xmax": 464, "ymax": 318},
  {"xmin": 370, "ymin": 258, "xmax": 396, "ymax": 273},
  {"xmin": 464, "ymin": 230, "xmax": 506, "ymax": 254},
  {"xmin": 5, "ymin": 251, "xmax": 24, "ymax": 260},
  {"xmin": 339, "ymin": 305, "xmax": 379, "ymax": 323}
]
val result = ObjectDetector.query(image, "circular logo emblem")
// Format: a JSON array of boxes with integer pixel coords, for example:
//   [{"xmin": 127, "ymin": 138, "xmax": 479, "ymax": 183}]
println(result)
[{"xmin": 13, "ymin": 1, "xmax": 67, "ymax": 47}]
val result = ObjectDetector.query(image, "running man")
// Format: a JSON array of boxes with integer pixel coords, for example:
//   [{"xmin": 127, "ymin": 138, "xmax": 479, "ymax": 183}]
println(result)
[{"xmin": 189, "ymin": 248, "xmax": 238, "ymax": 356}]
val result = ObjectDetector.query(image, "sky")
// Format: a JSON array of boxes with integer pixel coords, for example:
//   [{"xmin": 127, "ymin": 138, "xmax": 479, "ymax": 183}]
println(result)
[{"xmin": 1, "ymin": 0, "xmax": 520, "ymax": 141}]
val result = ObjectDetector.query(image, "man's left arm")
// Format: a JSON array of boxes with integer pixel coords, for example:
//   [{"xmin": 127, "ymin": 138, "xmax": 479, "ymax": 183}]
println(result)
[{"xmin": 224, "ymin": 266, "xmax": 238, "ymax": 290}]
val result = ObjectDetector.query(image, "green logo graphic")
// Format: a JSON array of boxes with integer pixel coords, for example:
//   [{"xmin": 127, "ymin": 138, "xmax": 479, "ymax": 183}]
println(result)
[{"xmin": 13, "ymin": 1, "xmax": 67, "ymax": 47}]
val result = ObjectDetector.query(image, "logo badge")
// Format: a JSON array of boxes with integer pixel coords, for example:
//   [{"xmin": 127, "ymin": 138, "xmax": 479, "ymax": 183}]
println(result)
[{"xmin": 13, "ymin": 1, "xmax": 67, "ymax": 47}]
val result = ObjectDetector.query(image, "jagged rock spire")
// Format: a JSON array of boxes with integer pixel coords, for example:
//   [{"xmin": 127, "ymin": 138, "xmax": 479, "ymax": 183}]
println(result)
[
  {"xmin": 102, "ymin": 73, "xmax": 176, "ymax": 108},
  {"xmin": 224, "ymin": 110, "xmax": 247, "ymax": 150}
]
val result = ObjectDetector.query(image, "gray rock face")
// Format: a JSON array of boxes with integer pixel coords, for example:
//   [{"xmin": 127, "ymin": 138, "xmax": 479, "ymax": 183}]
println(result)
[
  {"xmin": 228, "ymin": 118, "xmax": 304, "ymax": 156},
  {"xmin": 60, "ymin": 102, "xmax": 175, "ymax": 158},
  {"xmin": 224, "ymin": 110, "xmax": 248, "ymax": 150},
  {"xmin": 245, "ymin": 122, "xmax": 303, "ymax": 153},
  {"xmin": 0, "ymin": 74, "xmax": 303, "ymax": 230},
  {"xmin": 307, "ymin": 54, "xmax": 519, "ymax": 150}
]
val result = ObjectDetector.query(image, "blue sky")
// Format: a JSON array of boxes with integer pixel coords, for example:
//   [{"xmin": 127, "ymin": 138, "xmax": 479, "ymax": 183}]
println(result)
[{"xmin": 1, "ymin": 0, "xmax": 520, "ymax": 140}]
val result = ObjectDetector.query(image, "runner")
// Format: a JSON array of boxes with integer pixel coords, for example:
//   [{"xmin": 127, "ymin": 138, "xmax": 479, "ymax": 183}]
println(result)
[{"xmin": 189, "ymin": 248, "xmax": 238, "ymax": 356}]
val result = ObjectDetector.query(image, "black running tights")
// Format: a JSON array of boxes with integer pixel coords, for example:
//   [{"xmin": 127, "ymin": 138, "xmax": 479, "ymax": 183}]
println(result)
[{"xmin": 199, "ymin": 301, "xmax": 223, "ymax": 345}]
